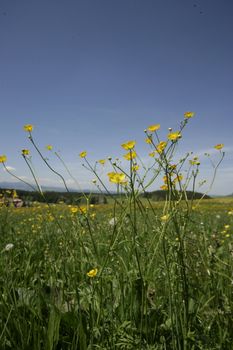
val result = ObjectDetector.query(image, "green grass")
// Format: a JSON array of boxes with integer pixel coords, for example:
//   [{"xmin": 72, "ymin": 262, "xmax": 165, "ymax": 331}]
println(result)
[{"xmin": 1, "ymin": 198, "xmax": 233, "ymax": 349}]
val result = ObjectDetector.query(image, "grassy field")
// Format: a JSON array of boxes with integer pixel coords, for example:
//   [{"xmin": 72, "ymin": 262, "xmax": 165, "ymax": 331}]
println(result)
[{"xmin": 1, "ymin": 197, "xmax": 233, "ymax": 350}]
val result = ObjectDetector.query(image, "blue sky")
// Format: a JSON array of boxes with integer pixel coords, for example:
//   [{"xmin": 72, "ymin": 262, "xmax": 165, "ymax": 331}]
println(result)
[{"xmin": 0, "ymin": 0, "xmax": 232, "ymax": 195}]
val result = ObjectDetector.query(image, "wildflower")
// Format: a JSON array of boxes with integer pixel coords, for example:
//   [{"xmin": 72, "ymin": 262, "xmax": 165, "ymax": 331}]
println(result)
[
  {"xmin": 79, "ymin": 206, "xmax": 87, "ymax": 214},
  {"xmin": 92, "ymin": 179, "xmax": 97, "ymax": 184},
  {"xmin": 98, "ymin": 159, "xmax": 106, "ymax": 165},
  {"xmin": 121, "ymin": 140, "xmax": 136, "ymax": 150},
  {"xmin": 4, "ymin": 243, "xmax": 14, "ymax": 251},
  {"xmin": 160, "ymin": 184, "xmax": 168, "ymax": 190},
  {"xmin": 149, "ymin": 151, "xmax": 156, "ymax": 157},
  {"xmin": 214, "ymin": 144, "xmax": 224, "ymax": 150},
  {"xmin": 0, "ymin": 155, "xmax": 7, "ymax": 163},
  {"xmin": 87, "ymin": 268, "xmax": 98, "ymax": 278},
  {"xmin": 224, "ymin": 225, "xmax": 230, "ymax": 230},
  {"xmin": 145, "ymin": 137, "xmax": 152, "ymax": 144},
  {"xmin": 108, "ymin": 172, "xmax": 127, "ymax": 185},
  {"xmin": 167, "ymin": 131, "xmax": 182, "ymax": 141},
  {"xmin": 123, "ymin": 150, "xmax": 137, "ymax": 160},
  {"xmin": 184, "ymin": 112, "xmax": 195, "ymax": 119},
  {"xmin": 46, "ymin": 145, "xmax": 53, "ymax": 151},
  {"xmin": 173, "ymin": 174, "xmax": 183, "ymax": 184},
  {"xmin": 147, "ymin": 124, "xmax": 160, "ymax": 132},
  {"xmin": 109, "ymin": 217, "xmax": 117, "ymax": 226},
  {"xmin": 132, "ymin": 164, "xmax": 139, "ymax": 171},
  {"xmin": 22, "ymin": 149, "xmax": 30, "ymax": 156},
  {"xmin": 156, "ymin": 141, "xmax": 167, "ymax": 153},
  {"xmin": 70, "ymin": 207, "xmax": 78, "ymax": 213},
  {"xmin": 190, "ymin": 158, "xmax": 200, "ymax": 165},
  {"xmin": 23, "ymin": 124, "xmax": 33, "ymax": 132},
  {"xmin": 228, "ymin": 210, "xmax": 233, "ymax": 216},
  {"xmin": 161, "ymin": 214, "xmax": 169, "ymax": 222},
  {"xmin": 79, "ymin": 151, "xmax": 87, "ymax": 158}
]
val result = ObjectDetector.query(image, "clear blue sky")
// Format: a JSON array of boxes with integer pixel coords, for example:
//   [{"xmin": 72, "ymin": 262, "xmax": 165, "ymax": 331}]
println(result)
[{"xmin": 0, "ymin": 0, "xmax": 232, "ymax": 195}]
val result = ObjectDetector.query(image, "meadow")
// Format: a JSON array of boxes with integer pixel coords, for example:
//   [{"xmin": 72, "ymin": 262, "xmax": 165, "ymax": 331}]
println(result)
[{"xmin": 0, "ymin": 114, "xmax": 233, "ymax": 349}]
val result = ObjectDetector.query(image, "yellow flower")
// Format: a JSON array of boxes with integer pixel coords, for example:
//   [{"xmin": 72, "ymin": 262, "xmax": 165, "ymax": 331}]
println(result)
[
  {"xmin": 147, "ymin": 124, "xmax": 160, "ymax": 132},
  {"xmin": 173, "ymin": 174, "xmax": 183, "ymax": 184},
  {"xmin": 46, "ymin": 145, "xmax": 53, "ymax": 151},
  {"xmin": 184, "ymin": 112, "xmax": 195, "ymax": 119},
  {"xmin": 22, "ymin": 149, "xmax": 30, "ymax": 156},
  {"xmin": 108, "ymin": 172, "xmax": 127, "ymax": 184},
  {"xmin": 70, "ymin": 207, "xmax": 78, "ymax": 213},
  {"xmin": 79, "ymin": 206, "xmax": 87, "ymax": 214},
  {"xmin": 23, "ymin": 124, "xmax": 33, "ymax": 132},
  {"xmin": 228, "ymin": 210, "xmax": 233, "ymax": 216},
  {"xmin": 161, "ymin": 214, "xmax": 169, "ymax": 222},
  {"xmin": 98, "ymin": 159, "xmax": 106, "ymax": 165},
  {"xmin": 132, "ymin": 164, "xmax": 139, "ymax": 171},
  {"xmin": 189, "ymin": 159, "xmax": 200, "ymax": 165},
  {"xmin": 121, "ymin": 140, "xmax": 136, "ymax": 150},
  {"xmin": 160, "ymin": 184, "xmax": 168, "ymax": 190},
  {"xmin": 156, "ymin": 141, "xmax": 167, "ymax": 153},
  {"xmin": 214, "ymin": 144, "xmax": 224, "ymax": 150},
  {"xmin": 149, "ymin": 151, "xmax": 156, "ymax": 157},
  {"xmin": 163, "ymin": 175, "xmax": 169, "ymax": 184},
  {"xmin": 87, "ymin": 268, "xmax": 98, "ymax": 278},
  {"xmin": 167, "ymin": 131, "xmax": 182, "ymax": 141},
  {"xmin": 123, "ymin": 150, "xmax": 137, "ymax": 160},
  {"xmin": 79, "ymin": 151, "xmax": 87, "ymax": 158},
  {"xmin": 145, "ymin": 137, "xmax": 152, "ymax": 144},
  {"xmin": 0, "ymin": 155, "xmax": 7, "ymax": 163}
]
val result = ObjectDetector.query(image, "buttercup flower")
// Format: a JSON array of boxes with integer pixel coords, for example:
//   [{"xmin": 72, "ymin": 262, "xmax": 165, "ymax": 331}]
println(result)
[
  {"xmin": 145, "ymin": 137, "xmax": 152, "ymax": 144},
  {"xmin": 167, "ymin": 131, "xmax": 182, "ymax": 141},
  {"xmin": 147, "ymin": 124, "xmax": 160, "ymax": 132},
  {"xmin": 79, "ymin": 151, "xmax": 87, "ymax": 158},
  {"xmin": 214, "ymin": 144, "xmax": 224, "ymax": 150},
  {"xmin": 46, "ymin": 145, "xmax": 53, "ymax": 151},
  {"xmin": 132, "ymin": 164, "xmax": 139, "ymax": 171},
  {"xmin": 70, "ymin": 207, "xmax": 78, "ymax": 213},
  {"xmin": 160, "ymin": 184, "xmax": 168, "ymax": 190},
  {"xmin": 108, "ymin": 172, "xmax": 127, "ymax": 184},
  {"xmin": 22, "ymin": 149, "xmax": 30, "ymax": 156},
  {"xmin": 184, "ymin": 112, "xmax": 195, "ymax": 119},
  {"xmin": 98, "ymin": 159, "xmax": 106, "ymax": 165},
  {"xmin": 121, "ymin": 140, "xmax": 136, "ymax": 150},
  {"xmin": 161, "ymin": 214, "xmax": 170, "ymax": 222},
  {"xmin": 123, "ymin": 151, "xmax": 137, "ymax": 161},
  {"xmin": 156, "ymin": 141, "xmax": 167, "ymax": 154},
  {"xmin": 0, "ymin": 155, "xmax": 7, "ymax": 163},
  {"xmin": 23, "ymin": 124, "xmax": 33, "ymax": 132},
  {"xmin": 87, "ymin": 268, "xmax": 98, "ymax": 278}
]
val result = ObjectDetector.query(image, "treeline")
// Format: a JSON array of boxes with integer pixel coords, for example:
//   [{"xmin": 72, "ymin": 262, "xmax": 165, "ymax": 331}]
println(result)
[
  {"xmin": 0, "ymin": 188, "xmax": 211, "ymax": 205},
  {"xmin": 142, "ymin": 190, "xmax": 211, "ymax": 201},
  {"xmin": 0, "ymin": 189, "xmax": 108, "ymax": 205}
]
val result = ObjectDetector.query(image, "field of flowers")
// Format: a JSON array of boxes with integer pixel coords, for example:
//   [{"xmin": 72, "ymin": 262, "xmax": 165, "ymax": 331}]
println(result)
[{"xmin": 1, "ymin": 113, "xmax": 233, "ymax": 349}]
